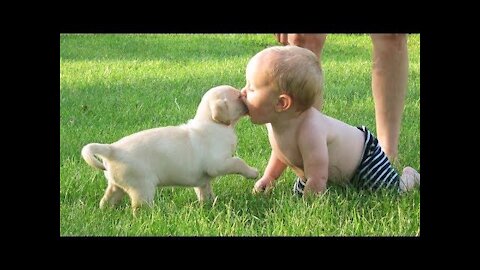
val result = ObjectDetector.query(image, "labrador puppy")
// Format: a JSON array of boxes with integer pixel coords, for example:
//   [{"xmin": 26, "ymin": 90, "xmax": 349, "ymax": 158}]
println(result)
[{"xmin": 81, "ymin": 85, "xmax": 258, "ymax": 215}]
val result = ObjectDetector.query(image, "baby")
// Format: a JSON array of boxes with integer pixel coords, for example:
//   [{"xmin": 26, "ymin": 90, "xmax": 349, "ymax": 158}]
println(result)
[{"xmin": 240, "ymin": 45, "xmax": 420, "ymax": 196}]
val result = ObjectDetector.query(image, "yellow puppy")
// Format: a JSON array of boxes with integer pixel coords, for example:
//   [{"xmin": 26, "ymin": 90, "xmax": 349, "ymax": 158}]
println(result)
[{"xmin": 82, "ymin": 85, "xmax": 258, "ymax": 215}]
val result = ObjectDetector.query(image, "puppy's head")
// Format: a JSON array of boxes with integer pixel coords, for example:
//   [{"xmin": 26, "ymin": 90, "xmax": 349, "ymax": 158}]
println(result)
[{"xmin": 197, "ymin": 85, "xmax": 248, "ymax": 126}]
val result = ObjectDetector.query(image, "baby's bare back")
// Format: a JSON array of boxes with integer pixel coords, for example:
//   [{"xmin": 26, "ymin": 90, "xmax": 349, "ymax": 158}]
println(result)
[
  {"xmin": 322, "ymin": 114, "xmax": 365, "ymax": 184},
  {"xmin": 269, "ymin": 109, "xmax": 365, "ymax": 184}
]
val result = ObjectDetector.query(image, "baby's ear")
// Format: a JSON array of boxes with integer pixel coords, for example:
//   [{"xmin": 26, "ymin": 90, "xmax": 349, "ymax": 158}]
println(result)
[
  {"xmin": 276, "ymin": 94, "xmax": 292, "ymax": 112},
  {"xmin": 210, "ymin": 98, "xmax": 231, "ymax": 125}
]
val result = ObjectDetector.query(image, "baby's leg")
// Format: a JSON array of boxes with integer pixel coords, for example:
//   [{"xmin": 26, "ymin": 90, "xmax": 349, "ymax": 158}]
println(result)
[{"xmin": 399, "ymin": 166, "xmax": 420, "ymax": 192}]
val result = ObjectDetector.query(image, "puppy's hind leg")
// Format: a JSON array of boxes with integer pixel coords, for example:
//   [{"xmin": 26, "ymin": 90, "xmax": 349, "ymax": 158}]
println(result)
[
  {"xmin": 194, "ymin": 181, "xmax": 215, "ymax": 202},
  {"xmin": 125, "ymin": 179, "xmax": 156, "ymax": 217},
  {"xmin": 100, "ymin": 182, "xmax": 127, "ymax": 209}
]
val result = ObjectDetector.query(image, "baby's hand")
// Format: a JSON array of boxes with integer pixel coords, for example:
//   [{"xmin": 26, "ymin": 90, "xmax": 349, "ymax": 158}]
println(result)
[{"xmin": 252, "ymin": 176, "xmax": 274, "ymax": 194}]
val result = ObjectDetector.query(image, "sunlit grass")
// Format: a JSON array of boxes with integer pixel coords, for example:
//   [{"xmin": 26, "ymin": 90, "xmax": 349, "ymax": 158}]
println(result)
[{"xmin": 60, "ymin": 34, "xmax": 420, "ymax": 236}]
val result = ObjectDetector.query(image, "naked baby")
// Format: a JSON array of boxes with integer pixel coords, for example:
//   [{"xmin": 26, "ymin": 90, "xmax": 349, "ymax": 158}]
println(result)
[{"xmin": 240, "ymin": 46, "xmax": 420, "ymax": 196}]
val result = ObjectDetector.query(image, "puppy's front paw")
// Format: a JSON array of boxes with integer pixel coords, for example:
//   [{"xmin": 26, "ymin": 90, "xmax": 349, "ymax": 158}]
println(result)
[
  {"xmin": 246, "ymin": 167, "xmax": 259, "ymax": 179},
  {"xmin": 99, "ymin": 198, "xmax": 107, "ymax": 209}
]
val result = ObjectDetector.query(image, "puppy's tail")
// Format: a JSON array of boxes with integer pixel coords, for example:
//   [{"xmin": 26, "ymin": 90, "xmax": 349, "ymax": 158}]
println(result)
[{"xmin": 81, "ymin": 143, "xmax": 112, "ymax": 171}]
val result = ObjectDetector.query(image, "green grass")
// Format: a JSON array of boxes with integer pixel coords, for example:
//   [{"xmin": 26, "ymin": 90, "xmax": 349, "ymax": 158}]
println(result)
[{"xmin": 60, "ymin": 34, "xmax": 420, "ymax": 236}]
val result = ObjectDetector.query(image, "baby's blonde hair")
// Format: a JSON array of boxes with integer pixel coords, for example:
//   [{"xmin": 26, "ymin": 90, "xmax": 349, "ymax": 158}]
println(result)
[{"xmin": 258, "ymin": 45, "xmax": 323, "ymax": 111}]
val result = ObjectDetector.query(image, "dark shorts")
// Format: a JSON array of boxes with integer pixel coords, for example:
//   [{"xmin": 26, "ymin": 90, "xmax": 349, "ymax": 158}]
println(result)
[{"xmin": 293, "ymin": 126, "xmax": 400, "ymax": 196}]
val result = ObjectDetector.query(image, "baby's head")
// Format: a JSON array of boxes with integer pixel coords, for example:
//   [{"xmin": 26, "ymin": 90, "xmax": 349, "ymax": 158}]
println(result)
[{"xmin": 241, "ymin": 45, "xmax": 324, "ymax": 124}]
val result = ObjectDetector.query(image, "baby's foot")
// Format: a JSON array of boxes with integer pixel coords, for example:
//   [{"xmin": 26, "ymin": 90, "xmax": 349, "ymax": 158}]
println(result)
[{"xmin": 400, "ymin": 166, "xmax": 420, "ymax": 192}]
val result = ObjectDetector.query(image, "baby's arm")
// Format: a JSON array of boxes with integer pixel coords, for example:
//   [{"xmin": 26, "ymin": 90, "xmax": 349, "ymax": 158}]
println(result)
[
  {"xmin": 252, "ymin": 150, "xmax": 287, "ymax": 193},
  {"xmin": 298, "ymin": 130, "xmax": 329, "ymax": 195}
]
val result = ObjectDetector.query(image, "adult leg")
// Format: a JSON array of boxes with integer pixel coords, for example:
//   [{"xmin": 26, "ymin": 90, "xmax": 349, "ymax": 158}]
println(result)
[
  {"xmin": 275, "ymin": 34, "xmax": 327, "ymax": 59},
  {"xmin": 370, "ymin": 34, "xmax": 408, "ymax": 162}
]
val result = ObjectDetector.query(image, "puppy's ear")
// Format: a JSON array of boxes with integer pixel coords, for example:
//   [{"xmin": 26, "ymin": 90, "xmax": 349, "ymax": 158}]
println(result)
[{"xmin": 210, "ymin": 98, "xmax": 231, "ymax": 125}]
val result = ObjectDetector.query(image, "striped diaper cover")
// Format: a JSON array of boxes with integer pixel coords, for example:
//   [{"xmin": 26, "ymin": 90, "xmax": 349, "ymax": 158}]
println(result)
[{"xmin": 293, "ymin": 126, "xmax": 401, "ymax": 196}]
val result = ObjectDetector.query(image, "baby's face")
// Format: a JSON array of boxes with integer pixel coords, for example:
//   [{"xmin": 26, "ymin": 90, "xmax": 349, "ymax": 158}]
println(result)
[{"xmin": 240, "ymin": 54, "xmax": 279, "ymax": 125}]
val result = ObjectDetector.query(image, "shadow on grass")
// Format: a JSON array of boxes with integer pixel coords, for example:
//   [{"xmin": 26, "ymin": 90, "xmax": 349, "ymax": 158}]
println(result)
[
  {"xmin": 60, "ymin": 34, "xmax": 377, "ymax": 65},
  {"xmin": 60, "ymin": 34, "xmax": 275, "ymax": 62}
]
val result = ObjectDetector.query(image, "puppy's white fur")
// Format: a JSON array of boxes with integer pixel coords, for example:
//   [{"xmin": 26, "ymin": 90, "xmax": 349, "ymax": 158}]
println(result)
[{"xmin": 81, "ymin": 85, "xmax": 258, "ymax": 215}]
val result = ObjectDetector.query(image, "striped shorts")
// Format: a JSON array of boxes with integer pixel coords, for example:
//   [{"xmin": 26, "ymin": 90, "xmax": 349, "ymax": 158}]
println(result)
[{"xmin": 293, "ymin": 126, "xmax": 400, "ymax": 196}]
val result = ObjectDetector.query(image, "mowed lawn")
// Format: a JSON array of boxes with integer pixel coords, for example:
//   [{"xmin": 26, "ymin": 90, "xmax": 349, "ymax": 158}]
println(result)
[{"xmin": 60, "ymin": 34, "xmax": 420, "ymax": 236}]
